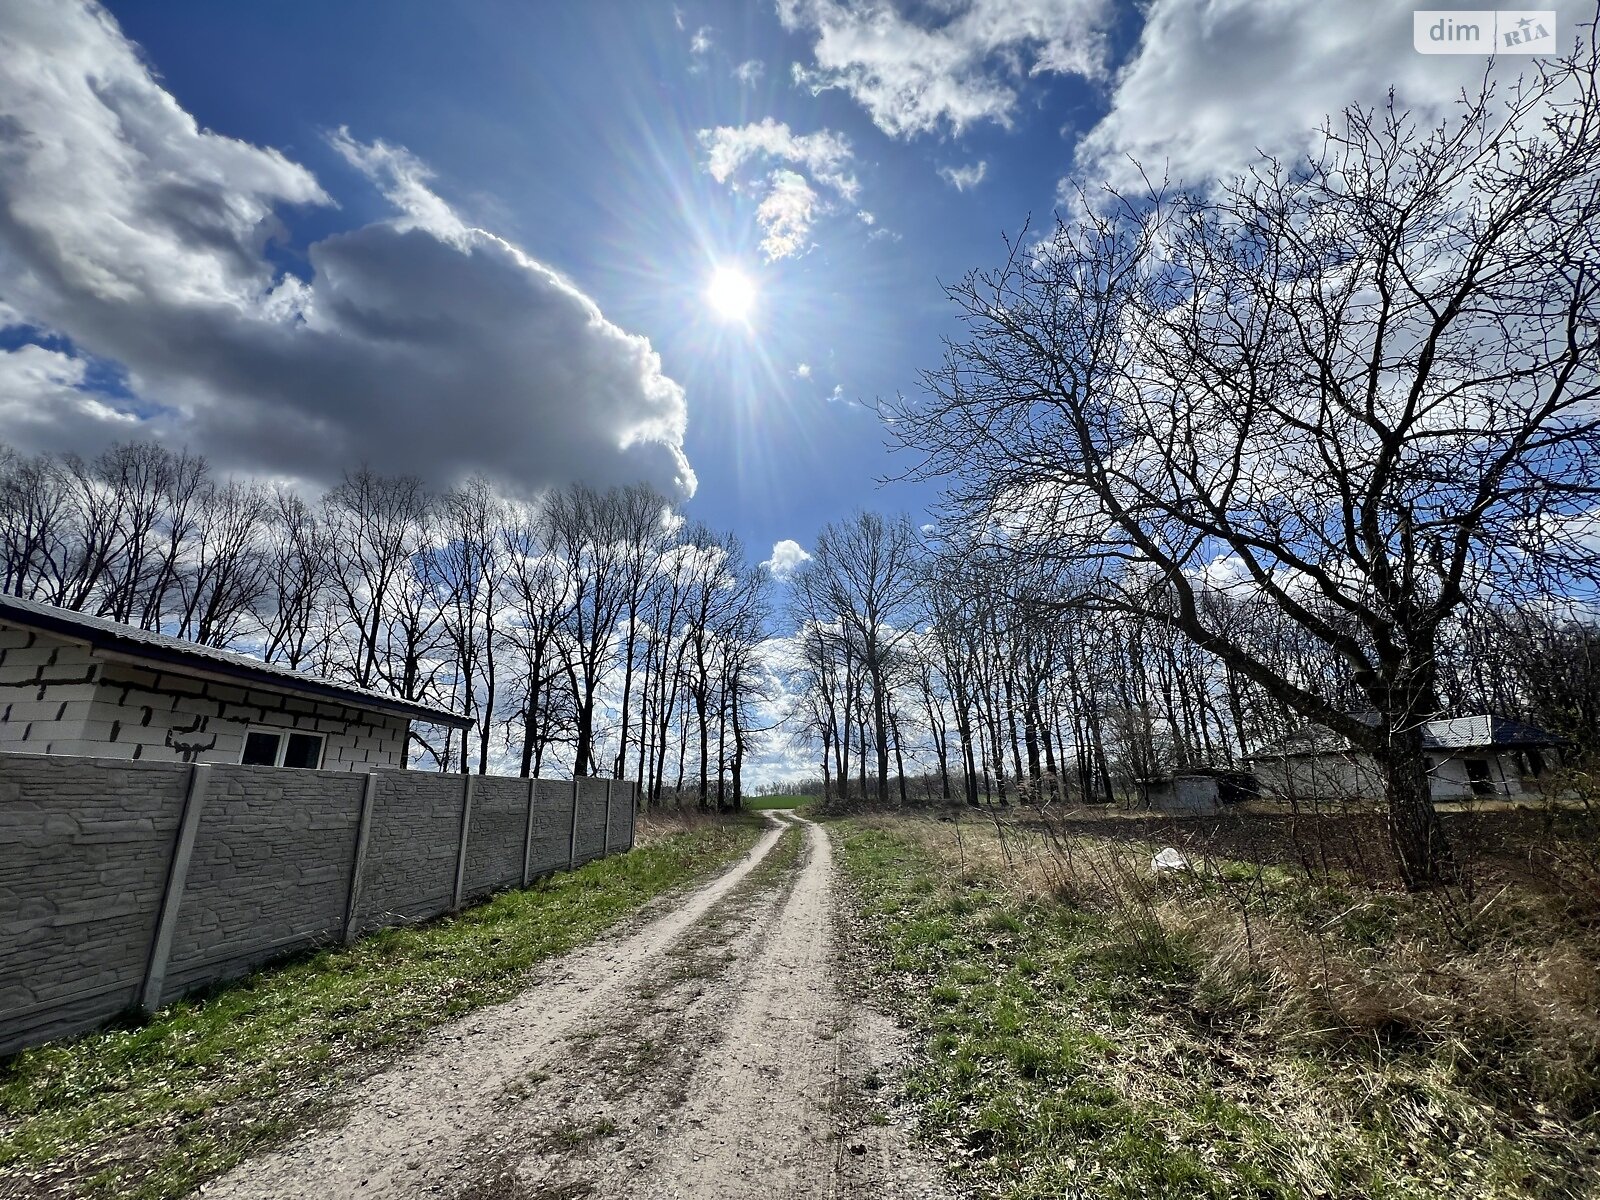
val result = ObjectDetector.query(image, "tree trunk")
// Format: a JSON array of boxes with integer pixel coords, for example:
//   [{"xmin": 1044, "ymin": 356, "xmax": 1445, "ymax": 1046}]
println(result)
[{"xmin": 1373, "ymin": 728, "xmax": 1457, "ymax": 890}]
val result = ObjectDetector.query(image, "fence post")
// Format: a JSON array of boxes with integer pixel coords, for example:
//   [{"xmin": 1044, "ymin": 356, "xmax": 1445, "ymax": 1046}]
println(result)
[
  {"xmin": 629, "ymin": 781, "xmax": 638, "ymax": 850},
  {"xmin": 343, "ymin": 772, "xmax": 379, "ymax": 944},
  {"xmin": 139, "ymin": 763, "xmax": 211, "ymax": 1017},
  {"xmin": 452, "ymin": 774, "xmax": 475, "ymax": 911},
  {"xmin": 603, "ymin": 778, "xmax": 613, "ymax": 856},
  {"xmin": 568, "ymin": 776, "xmax": 581, "ymax": 870},
  {"xmin": 522, "ymin": 777, "xmax": 537, "ymax": 887}
]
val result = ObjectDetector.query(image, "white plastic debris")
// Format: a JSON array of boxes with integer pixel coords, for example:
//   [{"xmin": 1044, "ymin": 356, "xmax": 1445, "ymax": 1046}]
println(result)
[{"xmin": 1151, "ymin": 847, "xmax": 1190, "ymax": 873}]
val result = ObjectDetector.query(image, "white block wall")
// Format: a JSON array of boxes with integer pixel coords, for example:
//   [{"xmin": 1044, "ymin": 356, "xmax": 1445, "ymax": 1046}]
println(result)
[
  {"xmin": 1255, "ymin": 749, "xmax": 1526, "ymax": 803},
  {"xmin": 0, "ymin": 621, "xmax": 410, "ymax": 771},
  {"xmin": 0, "ymin": 627, "xmax": 102, "ymax": 752},
  {"xmin": 1425, "ymin": 752, "xmax": 1524, "ymax": 800}
]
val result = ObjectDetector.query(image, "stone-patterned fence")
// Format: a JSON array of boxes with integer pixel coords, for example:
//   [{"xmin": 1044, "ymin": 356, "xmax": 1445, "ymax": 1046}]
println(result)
[{"xmin": 0, "ymin": 751, "xmax": 637, "ymax": 1056}]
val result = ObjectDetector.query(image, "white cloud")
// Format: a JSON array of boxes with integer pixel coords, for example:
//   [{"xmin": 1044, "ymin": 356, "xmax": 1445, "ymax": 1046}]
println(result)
[
  {"xmin": 690, "ymin": 25, "xmax": 714, "ymax": 55},
  {"xmin": 1074, "ymin": 0, "xmax": 1503, "ymax": 192},
  {"xmin": 754, "ymin": 169, "xmax": 820, "ymax": 260},
  {"xmin": 761, "ymin": 538, "xmax": 813, "ymax": 580},
  {"xmin": 778, "ymin": 0, "xmax": 1110, "ymax": 138},
  {"xmin": 0, "ymin": 0, "xmax": 695, "ymax": 499},
  {"xmin": 744, "ymin": 632, "xmax": 814, "ymax": 784},
  {"xmin": 701, "ymin": 118, "xmax": 858, "ymax": 200},
  {"xmin": 793, "ymin": 362, "xmax": 812, "ymax": 379},
  {"xmin": 326, "ymin": 129, "xmax": 469, "ymax": 243},
  {"xmin": 734, "ymin": 59, "xmax": 765, "ymax": 85},
  {"xmin": 0, "ymin": 342, "xmax": 136, "ymax": 440},
  {"xmin": 699, "ymin": 118, "xmax": 860, "ymax": 260},
  {"xmin": 938, "ymin": 160, "xmax": 988, "ymax": 191}
]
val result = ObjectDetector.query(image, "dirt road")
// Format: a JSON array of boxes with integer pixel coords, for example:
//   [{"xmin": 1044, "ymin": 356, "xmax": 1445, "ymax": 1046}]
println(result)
[{"xmin": 207, "ymin": 813, "xmax": 948, "ymax": 1200}]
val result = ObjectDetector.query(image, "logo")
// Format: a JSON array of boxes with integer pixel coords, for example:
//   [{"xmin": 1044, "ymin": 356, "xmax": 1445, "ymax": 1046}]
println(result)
[{"xmin": 1414, "ymin": 9, "xmax": 1557, "ymax": 54}]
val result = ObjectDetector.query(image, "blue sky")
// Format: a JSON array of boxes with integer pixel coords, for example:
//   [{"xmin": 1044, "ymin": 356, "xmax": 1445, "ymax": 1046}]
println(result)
[
  {"xmin": 0, "ymin": 0, "xmax": 1514, "ymax": 577},
  {"xmin": 97, "ymin": 0, "xmax": 1125, "ymax": 551}
]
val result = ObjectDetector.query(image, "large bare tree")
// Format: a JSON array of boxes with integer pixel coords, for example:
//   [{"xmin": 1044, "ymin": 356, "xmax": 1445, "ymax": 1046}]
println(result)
[{"xmin": 892, "ymin": 49, "xmax": 1600, "ymax": 887}]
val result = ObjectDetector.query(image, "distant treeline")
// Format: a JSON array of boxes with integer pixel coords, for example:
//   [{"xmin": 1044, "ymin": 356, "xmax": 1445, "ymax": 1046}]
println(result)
[{"xmin": 0, "ymin": 442, "xmax": 770, "ymax": 807}]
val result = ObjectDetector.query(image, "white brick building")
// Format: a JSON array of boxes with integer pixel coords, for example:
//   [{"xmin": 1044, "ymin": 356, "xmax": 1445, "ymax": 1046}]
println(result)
[
  {"xmin": 0, "ymin": 594, "xmax": 471, "ymax": 771},
  {"xmin": 1250, "ymin": 714, "xmax": 1563, "ymax": 803}
]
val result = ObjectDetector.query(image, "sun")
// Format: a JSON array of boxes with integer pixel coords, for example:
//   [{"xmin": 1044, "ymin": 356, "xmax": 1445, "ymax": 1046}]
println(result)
[{"xmin": 705, "ymin": 265, "xmax": 757, "ymax": 322}]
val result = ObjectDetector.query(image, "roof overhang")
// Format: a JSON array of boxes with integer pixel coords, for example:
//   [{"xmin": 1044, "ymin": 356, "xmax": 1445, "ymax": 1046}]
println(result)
[{"xmin": 1, "ymin": 608, "xmax": 474, "ymax": 730}]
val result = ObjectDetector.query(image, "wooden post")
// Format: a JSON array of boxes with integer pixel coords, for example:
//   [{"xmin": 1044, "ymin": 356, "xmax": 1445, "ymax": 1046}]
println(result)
[
  {"xmin": 343, "ymin": 773, "xmax": 379, "ymax": 944},
  {"xmin": 603, "ymin": 778, "xmax": 613, "ymax": 855},
  {"xmin": 568, "ymin": 776, "xmax": 581, "ymax": 870},
  {"xmin": 139, "ymin": 763, "xmax": 211, "ymax": 1017},
  {"xmin": 521, "ymin": 778, "xmax": 537, "ymax": 887},
  {"xmin": 452, "ymin": 774, "xmax": 475, "ymax": 911}
]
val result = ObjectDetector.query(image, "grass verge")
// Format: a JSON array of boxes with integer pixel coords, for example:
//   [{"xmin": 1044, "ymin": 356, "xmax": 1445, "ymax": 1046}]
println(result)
[
  {"xmin": 0, "ymin": 811, "xmax": 765, "ymax": 1200},
  {"xmin": 833, "ymin": 815, "xmax": 1598, "ymax": 1200}
]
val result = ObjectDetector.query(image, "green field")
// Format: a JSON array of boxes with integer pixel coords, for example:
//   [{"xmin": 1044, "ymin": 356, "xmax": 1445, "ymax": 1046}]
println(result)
[{"xmin": 742, "ymin": 794, "xmax": 809, "ymax": 811}]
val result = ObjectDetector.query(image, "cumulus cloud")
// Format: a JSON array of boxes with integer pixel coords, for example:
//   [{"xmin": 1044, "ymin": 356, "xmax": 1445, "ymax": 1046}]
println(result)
[
  {"xmin": 938, "ymin": 160, "xmax": 988, "ymax": 191},
  {"xmin": 0, "ymin": 0, "xmax": 694, "ymax": 498},
  {"xmin": 1074, "ymin": 0, "xmax": 1504, "ymax": 191},
  {"xmin": 761, "ymin": 538, "xmax": 813, "ymax": 580},
  {"xmin": 0, "ymin": 342, "xmax": 135, "ymax": 441},
  {"xmin": 734, "ymin": 59, "xmax": 765, "ymax": 85},
  {"xmin": 690, "ymin": 25, "xmax": 714, "ymax": 55},
  {"xmin": 699, "ymin": 118, "xmax": 863, "ymax": 260},
  {"xmin": 793, "ymin": 362, "xmax": 812, "ymax": 379},
  {"xmin": 778, "ymin": 0, "xmax": 1110, "ymax": 138},
  {"xmin": 701, "ymin": 118, "xmax": 858, "ymax": 199}
]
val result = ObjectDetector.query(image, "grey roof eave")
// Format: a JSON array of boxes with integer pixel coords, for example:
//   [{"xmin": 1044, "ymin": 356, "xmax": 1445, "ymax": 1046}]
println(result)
[{"xmin": 0, "ymin": 596, "xmax": 473, "ymax": 730}]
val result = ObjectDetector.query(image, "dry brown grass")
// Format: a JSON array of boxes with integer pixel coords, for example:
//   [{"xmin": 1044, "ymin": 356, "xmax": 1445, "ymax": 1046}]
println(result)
[
  {"xmin": 633, "ymin": 804, "xmax": 759, "ymax": 847},
  {"xmin": 857, "ymin": 804, "xmax": 1600, "ymax": 1124}
]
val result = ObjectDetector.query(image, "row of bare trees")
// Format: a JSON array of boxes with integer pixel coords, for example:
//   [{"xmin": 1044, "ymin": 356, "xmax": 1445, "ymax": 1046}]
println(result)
[
  {"xmin": 788, "ymin": 515, "xmax": 1596, "ymax": 809},
  {"xmin": 0, "ymin": 442, "xmax": 771, "ymax": 804},
  {"xmin": 796, "ymin": 44, "xmax": 1600, "ymax": 888}
]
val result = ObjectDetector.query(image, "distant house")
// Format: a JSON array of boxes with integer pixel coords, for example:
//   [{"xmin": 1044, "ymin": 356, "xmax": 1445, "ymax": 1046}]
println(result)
[
  {"xmin": 1250, "ymin": 714, "xmax": 1562, "ymax": 803},
  {"xmin": 0, "ymin": 594, "xmax": 471, "ymax": 771},
  {"xmin": 1140, "ymin": 768, "xmax": 1258, "ymax": 814}
]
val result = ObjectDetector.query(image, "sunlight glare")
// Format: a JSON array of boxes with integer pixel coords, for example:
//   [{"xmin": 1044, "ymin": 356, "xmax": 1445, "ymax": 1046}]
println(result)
[{"xmin": 705, "ymin": 265, "xmax": 757, "ymax": 322}]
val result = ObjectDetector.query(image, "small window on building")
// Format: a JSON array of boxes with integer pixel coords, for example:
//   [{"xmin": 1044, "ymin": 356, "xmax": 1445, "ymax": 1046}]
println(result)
[
  {"xmin": 1464, "ymin": 758, "xmax": 1493, "ymax": 796},
  {"xmin": 282, "ymin": 732, "xmax": 324, "ymax": 770},
  {"xmin": 241, "ymin": 730, "xmax": 281, "ymax": 766},
  {"xmin": 239, "ymin": 728, "xmax": 325, "ymax": 769}
]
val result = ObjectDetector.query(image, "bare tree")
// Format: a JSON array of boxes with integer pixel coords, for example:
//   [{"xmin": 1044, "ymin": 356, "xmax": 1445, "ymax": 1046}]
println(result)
[
  {"xmin": 891, "ymin": 48, "xmax": 1600, "ymax": 886},
  {"xmin": 258, "ymin": 487, "xmax": 333, "ymax": 670},
  {"xmin": 322, "ymin": 467, "xmax": 432, "ymax": 690},
  {"xmin": 799, "ymin": 512, "xmax": 922, "ymax": 803}
]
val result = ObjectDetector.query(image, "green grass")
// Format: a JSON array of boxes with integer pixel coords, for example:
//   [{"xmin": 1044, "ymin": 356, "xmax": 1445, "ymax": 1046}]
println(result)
[
  {"xmin": 833, "ymin": 820, "xmax": 1592, "ymax": 1200},
  {"xmin": 743, "ymin": 794, "xmax": 809, "ymax": 811},
  {"xmin": 0, "ymin": 815, "xmax": 765, "ymax": 1200}
]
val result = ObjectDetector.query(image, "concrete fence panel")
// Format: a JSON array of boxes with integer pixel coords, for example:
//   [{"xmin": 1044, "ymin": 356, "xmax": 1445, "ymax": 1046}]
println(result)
[
  {"xmin": 355, "ymin": 772, "xmax": 464, "ymax": 928},
  {"xmin": 573, "ymin": 779, "xmax": 609, "ymax": 867},
  {"xmin": 529, "ymin": 779, "xmax": 573, "ymax": 879},
  {"xmin": 463, "ymin": 777, "xmax": 529, "ymax": 902},
  {"xmin": 0, "ymin": 751, "xmax": 639, "ymax": 1056},
  {"xmin": 0, "ymin": 757, "xmax": 187, "ymax": 1050},
  {"xmin": 161, "ymin": 765, "xmax": 366, "ymax": 1003}
]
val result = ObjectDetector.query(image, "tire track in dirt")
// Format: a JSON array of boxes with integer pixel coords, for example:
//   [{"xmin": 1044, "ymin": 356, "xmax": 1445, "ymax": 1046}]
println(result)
[{"xmin": 208, "ymin": 812, "xmax": 947, "ymax": 1200}]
